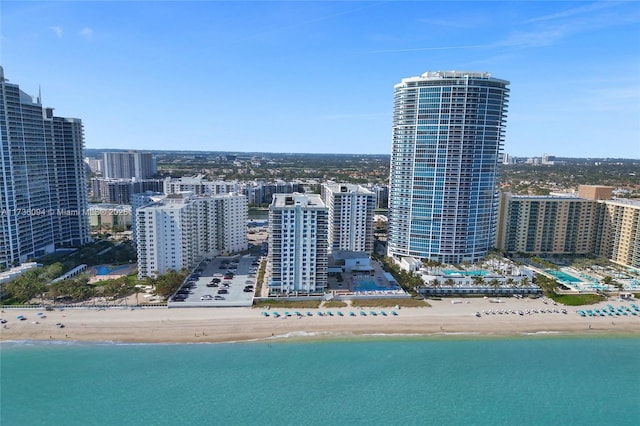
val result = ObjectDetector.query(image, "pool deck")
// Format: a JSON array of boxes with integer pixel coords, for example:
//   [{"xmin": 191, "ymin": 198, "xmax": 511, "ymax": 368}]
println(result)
[{"xmin": 327, "ymin": 261, "xmax": 406, "ymax": 296}]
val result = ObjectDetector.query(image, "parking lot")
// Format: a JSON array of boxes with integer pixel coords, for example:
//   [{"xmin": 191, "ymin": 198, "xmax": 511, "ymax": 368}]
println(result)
[{"xmin": 168, "ymin": 255, "xmax": 261, "ymax": 308}]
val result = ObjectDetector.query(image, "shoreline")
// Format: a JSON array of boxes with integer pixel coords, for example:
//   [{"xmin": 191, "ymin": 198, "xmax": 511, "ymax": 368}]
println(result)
[
  {"xmin": 4, "ymin": 330, "xmax": 639, "ymax": 348},
  {"xmin": 2, "ymin": 298, "xmax": 639, "ymax": 345}
]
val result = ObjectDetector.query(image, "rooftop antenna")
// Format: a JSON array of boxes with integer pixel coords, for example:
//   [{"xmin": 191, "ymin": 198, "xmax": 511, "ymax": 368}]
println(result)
[{"xmin": 37, "ymin": 85, "xmax": 42, "ymax": 104}]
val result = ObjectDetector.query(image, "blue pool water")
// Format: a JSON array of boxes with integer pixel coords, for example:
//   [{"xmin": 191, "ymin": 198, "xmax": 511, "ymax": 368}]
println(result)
[
  {"xmin": 95, "ymin": 265, "xmax": 129, "ymax": 275},
  {"xmin": 546, "ymin": 270, "xmax": 581, "ymax": 283},
  {"xmin": 353, "ymin": 278, "xmax": 391, "ymax": 292},
  {"xmin": 442, "ymin": 269, "xmax": 488, "ymax": 276}
]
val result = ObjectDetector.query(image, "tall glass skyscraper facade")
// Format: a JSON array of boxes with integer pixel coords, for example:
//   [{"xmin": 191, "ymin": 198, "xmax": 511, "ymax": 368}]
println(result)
[
  {"xmin": 387, "ymin": 71, "xmax": 509, "ymax": 264},
  {"xmin": 0, "ymin": 66, "xmax": 90, "ymax": 268}
]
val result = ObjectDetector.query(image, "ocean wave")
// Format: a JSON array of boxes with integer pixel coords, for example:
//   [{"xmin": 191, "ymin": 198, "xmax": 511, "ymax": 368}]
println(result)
[{"xmin": 1, "ymin": 339, "xmax": 84, "ymax": 347}]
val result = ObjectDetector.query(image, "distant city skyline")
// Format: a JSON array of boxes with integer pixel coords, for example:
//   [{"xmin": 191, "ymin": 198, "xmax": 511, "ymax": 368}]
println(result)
[{"xmin": 2, "ymin": 1, "xmax": 639, "ymax": 158}]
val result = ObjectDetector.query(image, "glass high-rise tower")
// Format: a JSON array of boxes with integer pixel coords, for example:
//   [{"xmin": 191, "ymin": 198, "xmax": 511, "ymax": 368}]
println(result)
[
  {"xmin": 0, "ymin": 66, "xmax": 91, "ymax": 268},
  {"xmin": 387, "ymin": 71, "xmax": 509, "ymax": 264}
]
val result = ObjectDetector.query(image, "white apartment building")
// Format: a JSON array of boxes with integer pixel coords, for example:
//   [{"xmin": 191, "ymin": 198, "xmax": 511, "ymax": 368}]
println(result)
[
  {"xmin": 136, "ymin": 193, "xmax": 247, "ymax": 278},
  {"xmin": 268, "ymin": 194, "xmax": 328, "ymax": 293},
  {"xmin": 131, "ymin": 191, "xmax": 167, "ymax": 245},
  {"xmin": 164, "ymin": 175, "xmax": 238, "ymax": 196},
  {"xmin": 321, "ymin": 183, "xmax": 376, "ymax": 253}
]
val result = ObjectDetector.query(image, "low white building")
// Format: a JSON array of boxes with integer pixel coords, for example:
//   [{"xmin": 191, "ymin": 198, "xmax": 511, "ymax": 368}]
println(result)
[
  {"xmin": 0, "ymin": 262, "xmax": 39, "ymax": 285},
  {"xmin": 328, "ymin": 251, "xmax": 372, "ymax": 274}
]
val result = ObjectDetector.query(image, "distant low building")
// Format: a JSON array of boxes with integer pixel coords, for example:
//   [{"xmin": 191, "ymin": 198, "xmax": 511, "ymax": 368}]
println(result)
[
  {"xmin": 87, "ymin": 204, "xmax": 132, "ymax": 230},
  {"xmin": 91, "ymin": 178, "xmax": 164, "ymax": 204},
  {"xmin": 243, "ymin": 181, "xmax": 301, "ymax": 205},
  {"xmin": 164, "ymin": 175, "xmax": 238, "ymax": 196}
]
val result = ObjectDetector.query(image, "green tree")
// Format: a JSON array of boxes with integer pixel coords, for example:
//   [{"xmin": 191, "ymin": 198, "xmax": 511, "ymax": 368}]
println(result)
[{"xmin": 472, "ymin": 276, "xmax": 485, "ymax": 286}]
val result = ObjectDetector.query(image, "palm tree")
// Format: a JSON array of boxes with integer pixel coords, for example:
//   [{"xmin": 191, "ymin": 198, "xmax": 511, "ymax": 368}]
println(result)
[
  {"xmin": 489, "ymin": 279, "xmax": 500, "ymax": 292},
  {"xmin": 473, "ymin": 276, "xmax": 485, "ymax": 286}
]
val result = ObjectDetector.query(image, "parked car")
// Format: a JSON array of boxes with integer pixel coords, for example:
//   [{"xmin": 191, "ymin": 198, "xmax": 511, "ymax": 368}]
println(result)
[{"xmin": 214, "ymin": 295, "xmax": 225, "ymax": 300}]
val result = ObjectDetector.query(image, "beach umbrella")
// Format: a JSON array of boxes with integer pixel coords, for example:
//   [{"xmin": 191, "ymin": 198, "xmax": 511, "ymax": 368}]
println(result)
[{"xmin": 17, "ymin": 315, "xmax": 25, "ymax": 320}]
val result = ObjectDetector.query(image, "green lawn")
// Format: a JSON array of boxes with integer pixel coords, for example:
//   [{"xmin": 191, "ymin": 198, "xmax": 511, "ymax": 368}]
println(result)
[
  {"xmin": 350, "ymin": 298, "xmax": 431, "ymax": 308},
  {"xmin": 550, "ymin": 293, "xmax": 606, "ymax": 306},
  {"xmin": 254, "ymin": 299, "xmax": 321, "ymax": 309}
]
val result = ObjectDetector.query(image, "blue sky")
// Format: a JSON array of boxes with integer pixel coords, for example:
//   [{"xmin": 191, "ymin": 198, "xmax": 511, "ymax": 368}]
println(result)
[{"xmin": 2, "ymin": 1, "xmax": 639, "ymax": 158}]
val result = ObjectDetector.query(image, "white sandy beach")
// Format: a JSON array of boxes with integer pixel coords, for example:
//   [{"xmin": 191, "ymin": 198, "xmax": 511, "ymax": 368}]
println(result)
[{"xmin": 1, "ymin": 298, "xmax": 639, "ymax": 344}]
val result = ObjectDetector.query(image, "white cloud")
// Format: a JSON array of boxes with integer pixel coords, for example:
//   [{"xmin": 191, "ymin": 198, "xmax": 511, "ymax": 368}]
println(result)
[
  {"xmin": 371, "ymin": 44, "xmax": 489, "ymax": 53},
  {"xmin": 49, "ymin": 26, "xmax": 63, "ymax": 39},
  {"xmin": 78, "ymin": 27, "xmax": 93, "ymax": 41},
  {"xmin": 525, "ymin": 1, "xmax": 622, "ymax": 24}
]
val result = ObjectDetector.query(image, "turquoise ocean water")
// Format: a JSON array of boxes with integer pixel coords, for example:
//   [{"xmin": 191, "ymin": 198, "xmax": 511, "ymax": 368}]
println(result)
[{"xmin": 1, "ymin": 337, "xmax": 639, "ymax": 425}]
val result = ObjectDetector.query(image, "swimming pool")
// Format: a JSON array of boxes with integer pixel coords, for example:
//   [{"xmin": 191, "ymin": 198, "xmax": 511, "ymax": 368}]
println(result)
[
  {"xmin": 95, "ymin": 265, "xmax": 130, "ymax": 276},
  {"xmin": 442, "ymin": 270, "xmax": 488, "ymax": 277},
  {"xmin": 545, "ymin": 270, "xmax": 581, "ymax": 283},
  {"xmin": 353, "ymin": 278, "xmax": 393, "ymax": 292}
]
